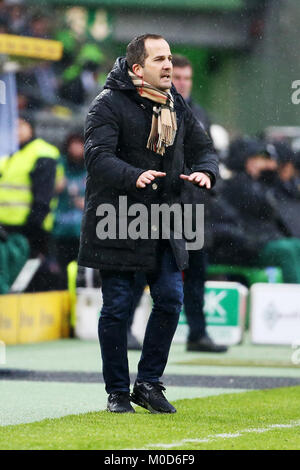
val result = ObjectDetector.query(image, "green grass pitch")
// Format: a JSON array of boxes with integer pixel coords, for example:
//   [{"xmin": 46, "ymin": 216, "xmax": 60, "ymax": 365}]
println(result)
[{"xmin": 1, "ymin": 386, "xmax": 299, "ymax": 450}]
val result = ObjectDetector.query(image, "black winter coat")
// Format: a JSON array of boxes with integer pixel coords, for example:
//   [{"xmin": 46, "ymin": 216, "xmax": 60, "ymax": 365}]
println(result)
[
  {"xmin": 222, "ymin": 172, "xmax": 289, "ymax": 249},
  {"xmin": 270, "ymin": 177, "xmax": 300, "ymax": 238},
  {"xmin": 78, "ymin": 58, "xmax": 218, "ymax": 272}
]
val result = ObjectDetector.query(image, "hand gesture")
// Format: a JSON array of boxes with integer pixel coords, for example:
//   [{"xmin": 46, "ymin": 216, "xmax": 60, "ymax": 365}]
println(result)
[
  {"xmin": 136, "ymin": 170, "xmax": 166, "ymax": 189},
  {"xmin": 179, "ymin": 172, "xmax": 211, "ymax": 189}
]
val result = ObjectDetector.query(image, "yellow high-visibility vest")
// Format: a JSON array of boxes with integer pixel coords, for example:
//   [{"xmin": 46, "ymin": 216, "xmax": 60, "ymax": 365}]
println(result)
[{"xmin": 0, "ymin": 138, "xmax": 60, "ymax": 231}]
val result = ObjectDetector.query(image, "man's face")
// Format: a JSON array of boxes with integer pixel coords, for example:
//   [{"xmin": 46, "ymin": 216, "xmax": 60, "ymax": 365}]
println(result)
[
  {"xmin": 279, "ymin": 162, "xmax": 296, "ymax": 182},
  {"xmin": 18, "ymin": 118, "xmax": 33, "ymax": 145},
  {"xmin": 133, "ymin": 38, "xmax": 173, "ymax": 91},
  {"xmin": 68, "ymin": 139, "xmax": 84, "ymax": 162},
  {"xmin": 172, "ymin": 65, "xmax": 193, "ymax": 100},
  {"xmin": 245, "ymin": 155, "xmax": 277, "ymax": 179}
]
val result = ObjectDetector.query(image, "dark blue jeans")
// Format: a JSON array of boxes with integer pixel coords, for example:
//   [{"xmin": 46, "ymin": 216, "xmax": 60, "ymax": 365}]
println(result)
[
  {"xmin": 183, "ymin": 249, "xmax": 207, "ymax": 341},
  {"xmin": 99, "ymin": 243, "xmax": 183, "ymax": 394},
  {"xmin": 128, "ymin": 249, "xmax": 207, "ymax": 342}
]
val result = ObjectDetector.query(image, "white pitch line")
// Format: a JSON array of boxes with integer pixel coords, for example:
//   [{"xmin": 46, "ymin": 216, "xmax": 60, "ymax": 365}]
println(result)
[{"xmin": 143, "ymin": 421, "xmax": 300, "ymax": 449}]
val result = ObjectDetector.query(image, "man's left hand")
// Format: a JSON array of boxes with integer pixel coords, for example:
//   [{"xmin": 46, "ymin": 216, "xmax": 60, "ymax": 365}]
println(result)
[{"xmin": 179, "ymin": 172, "xmax": 211, "ymax": 189}]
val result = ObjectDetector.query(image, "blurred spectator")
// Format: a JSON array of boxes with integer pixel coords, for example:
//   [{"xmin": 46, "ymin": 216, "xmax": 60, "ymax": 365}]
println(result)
[
  {"xmin": 0, "ymin": 0, "xmax": 9, "ymax": 32},
  {"xmin": 172, "ymin": 54, "xmax": 211, "ymax": 136},
  {"xmin": 53, "ymin": 131, "xmax": 86, "ymax": 285},
  {"xmin": 17, "ymin": 92, "xmax": 37, "ymax": 112},
  {"xmin": 1, "ymin": 3, "xmax": 108, "ymax": 117},
  {"xmin": 208, "ymin": 181, "xmax": 260, "ymax": 267},
  {"xmin": 55, "ymin": 26, "xmax": 78, "ymax": 69},
  {"xmin": 266, "ymin": 142, "xmax": 300, "ymax": 240},
  {"xmin": 60, "ymin": 43, "xmax": 104, "ymax": 106},
  {"xmin": 0, "ymin": 16, "xmax": 9, "ymax": 34},
  {"xmin": 222, "ymin": 137, "xmax": 300, "ymax": 283},
  {"xmin": 16, "ymin": 10, "xmax": 60, "ymax": 108},
  {"xmin": 16, "ymin": 62, "xmax": 60, "ymax": 109},
  {"xmin": 8, "ymin": 2, "xmax": 27, "ymax": 35},
  {"xmin": 28, "ymin": 12, "xmax": 51, "ymax": 39},
  {"xmin": 0, "ymin": 114, "xmax": 60, "ymax": 257},
  {"xmin": 273, "ymin": 142, "xmax": 300, "ymax": 198}
]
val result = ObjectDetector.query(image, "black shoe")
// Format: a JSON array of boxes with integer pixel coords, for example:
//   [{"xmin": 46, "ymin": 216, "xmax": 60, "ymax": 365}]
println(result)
[
  {"xmin": 131, "ymin": 381, "xmax": 176, "ymax": 414},
  {"xmin": 107, "ymin": 392, "xmax": 135, "ymax": 413},
  {"xmin": 127, "ymin": 331, "xmax": 142, "ymax": 350},
  {"xmin": 187, "ymin": 335, "xmax": 228, "ymax": 353}
]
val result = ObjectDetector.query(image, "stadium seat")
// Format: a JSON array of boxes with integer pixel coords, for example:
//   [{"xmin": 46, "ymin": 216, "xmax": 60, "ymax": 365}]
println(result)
[
  {"xmin": 207, "ymin": 264, "xmax": 283, "ymax": 329},
  {"xmin": 0, "ymin": 233, "xmax": 29, "ymax": 294},
  {"xmin": 207, "ymin": 264, "xmax": 283, "ymax": 286}
]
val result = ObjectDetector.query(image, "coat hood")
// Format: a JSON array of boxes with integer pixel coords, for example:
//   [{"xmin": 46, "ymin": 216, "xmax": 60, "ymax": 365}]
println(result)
[
  {"xmin": 226, "ymin": 137, "xmax": 267, "ymax": 172},
  {"xmin": 105, "ymin": 57, "xmax": 135, "ymax": 91}
]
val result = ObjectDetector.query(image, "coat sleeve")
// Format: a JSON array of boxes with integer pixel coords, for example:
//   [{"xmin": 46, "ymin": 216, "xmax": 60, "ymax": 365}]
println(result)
[
  {"xmin": 183, "ymin": 104, "xmax": 219, "ymax": 186},
  {"xmin": 84, "ymin": 94, "xmax": 145, "ymax": 192},
  {"xmin": 27, "ymin": 157, "xmax": 56, "ymax": 228}
]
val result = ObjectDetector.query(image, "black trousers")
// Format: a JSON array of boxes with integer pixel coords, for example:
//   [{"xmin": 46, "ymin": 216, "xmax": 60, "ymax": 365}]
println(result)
[
  {"xmin": 128, "ymin": 249, "xmax": 207, "ymax": 342},
  {"xmin": 99, "ymin": 243, "xmax": 184, "ymax": 394}
]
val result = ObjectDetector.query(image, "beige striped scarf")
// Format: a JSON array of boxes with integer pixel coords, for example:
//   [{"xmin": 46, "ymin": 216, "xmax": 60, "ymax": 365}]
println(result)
[{"xmin": 128, "ymin": 69, "xmax": 177, "ymax": 156}]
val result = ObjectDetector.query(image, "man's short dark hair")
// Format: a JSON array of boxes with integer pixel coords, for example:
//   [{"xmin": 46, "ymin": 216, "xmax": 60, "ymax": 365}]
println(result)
[
  {"xmin": 172, "ymin": 55, "xmax": 192, "ymax": 69},
  {"xmin": 126, "ymin": 34, "xmax": 165, "ymax": 70}
]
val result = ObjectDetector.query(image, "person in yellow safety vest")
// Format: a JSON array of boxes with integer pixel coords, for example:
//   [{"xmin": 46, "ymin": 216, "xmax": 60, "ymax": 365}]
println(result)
[{"xmin": 0, "ymin": 114, "xmax": 61, "ymax": 256}]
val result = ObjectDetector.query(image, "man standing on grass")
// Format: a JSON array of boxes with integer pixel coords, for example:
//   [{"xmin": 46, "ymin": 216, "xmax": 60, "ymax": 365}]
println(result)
[{"xmin": 78, "ymin": 34, "xmax": 218, "ymax": 413}]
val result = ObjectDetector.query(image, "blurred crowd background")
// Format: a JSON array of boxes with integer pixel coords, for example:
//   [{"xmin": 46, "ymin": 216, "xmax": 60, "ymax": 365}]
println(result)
[{"xmin": 1, "ymin": 0, "xmax": 300, "ymax": 294}]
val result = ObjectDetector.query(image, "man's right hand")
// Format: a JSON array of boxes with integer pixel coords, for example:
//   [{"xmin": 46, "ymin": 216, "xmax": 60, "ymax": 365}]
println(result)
[{"xmin": 136, "ymin": 170, "xmax": 166, "ymax": 188}]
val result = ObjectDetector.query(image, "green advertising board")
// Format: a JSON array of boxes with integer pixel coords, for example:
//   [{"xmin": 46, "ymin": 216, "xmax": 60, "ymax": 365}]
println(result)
[{"xmin": 175, "ymin": 281, "xmax": 248, "ymax": 345}]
